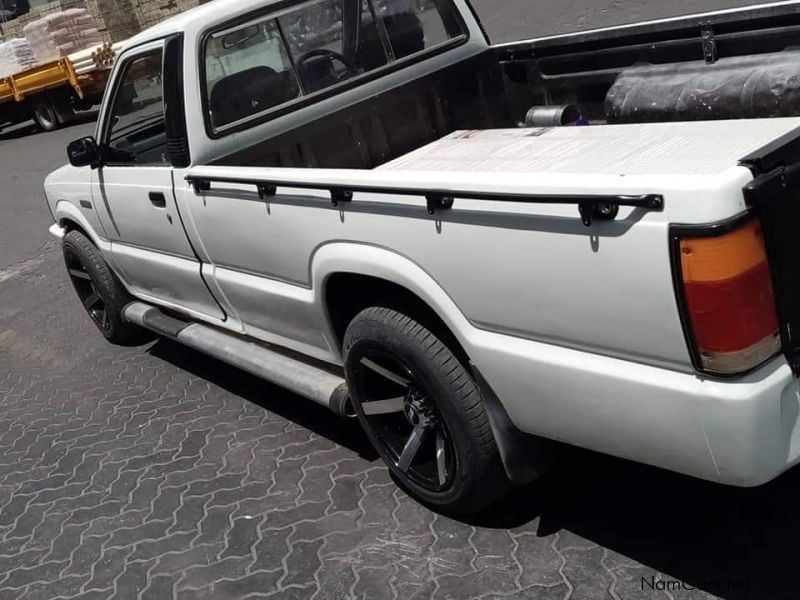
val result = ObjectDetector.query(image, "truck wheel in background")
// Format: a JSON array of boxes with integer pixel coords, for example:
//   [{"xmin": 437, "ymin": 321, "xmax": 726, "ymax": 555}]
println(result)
[
  {"xmin": 31, "ymin": 90, "xmax": 75, "ymax": 131},
  {"xmin": 62, "ymin": 230, "xmax": 148, "ymax": 345},
  {"xmin": 52, "ymin": 103, "xmax": 75, "ymax": 127},
  {"xmin": 50, "ymin": 89, "xmax": 76, "ymax": 126},
  {"xmin": 32, "ymin": 99, "xmax": 59, "ymax": 132},
  {"xmin": 343, "ymin": 307, "xmax": 509, "ymax": 515}
]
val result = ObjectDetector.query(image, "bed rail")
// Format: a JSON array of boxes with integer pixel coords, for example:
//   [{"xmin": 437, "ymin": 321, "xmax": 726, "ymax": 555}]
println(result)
[{"xmin": 185, "ymin": 173, "xmax": 664, "ymax": 227}]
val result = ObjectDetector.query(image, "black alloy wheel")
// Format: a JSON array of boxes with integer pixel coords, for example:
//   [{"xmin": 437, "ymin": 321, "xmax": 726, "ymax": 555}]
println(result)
[
  {"xmin": 344, "ymin": 307, "xmax": 508, "ymax": 514},
  {"xmin": 61, "ymin": 229, "xmax": 148, "ymax": 345},
  {"xmin": 355, "ymin": 349, "xmax": 456, "ymax": 491},
  {"xmin": 64, "ymin": 248, "xmax": 111, "ymax": 332}
]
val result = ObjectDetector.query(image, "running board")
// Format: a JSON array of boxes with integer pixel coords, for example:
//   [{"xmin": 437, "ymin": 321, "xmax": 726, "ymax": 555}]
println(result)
[{"xmin": 123, "ymin": 302, "xmax": 352, "ymax": 416}]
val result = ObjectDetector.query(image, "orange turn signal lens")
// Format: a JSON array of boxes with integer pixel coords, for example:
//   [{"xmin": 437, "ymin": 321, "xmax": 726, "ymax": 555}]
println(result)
[{"xmin": 680, "ymin": 221, "xmax": 770, "ymax": 283}]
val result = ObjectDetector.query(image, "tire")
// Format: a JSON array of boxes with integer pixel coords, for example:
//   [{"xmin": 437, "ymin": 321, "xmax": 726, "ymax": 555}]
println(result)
[
  {"xmin": 32, "ymin": 100, "xmax": 58, "ymax": 132},
  {"xmin": 53, "ymin": 102, "xmax": 76, "ymax": 126},
  {"xmin": 62, "ymin": 230, "xmax": 146, "ymax": 345},
  {"xmin": 343, "ymin": 307, "xmax": 508, "ymax": 515}
]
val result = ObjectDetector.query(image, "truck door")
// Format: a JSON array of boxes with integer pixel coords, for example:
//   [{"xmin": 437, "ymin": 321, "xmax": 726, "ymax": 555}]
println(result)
[{"xmin": 92, "ymin": 39, "xmax": 224, "ymax": 321}]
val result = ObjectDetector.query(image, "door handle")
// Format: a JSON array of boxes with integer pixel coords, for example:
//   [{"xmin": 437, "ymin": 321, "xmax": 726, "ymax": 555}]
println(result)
[{"xmin": 149, "ymin": 192, "xmax": 167, "ymax": 208}]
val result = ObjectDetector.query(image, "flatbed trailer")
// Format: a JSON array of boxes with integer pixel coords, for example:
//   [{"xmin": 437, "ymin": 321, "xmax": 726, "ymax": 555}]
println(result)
[{"xmin": 0, "ymin": 50, "xmax": 111, "ymax": 132}]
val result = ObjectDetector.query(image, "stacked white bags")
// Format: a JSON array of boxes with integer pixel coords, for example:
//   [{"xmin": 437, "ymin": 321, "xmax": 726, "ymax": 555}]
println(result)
[
  {"xmin": 0, "ymin": 38, "xmax": 37, "ymax": 78},
  {"xmin": 23, "ymin": 8, "xmax": 104, "ymax": 64}
]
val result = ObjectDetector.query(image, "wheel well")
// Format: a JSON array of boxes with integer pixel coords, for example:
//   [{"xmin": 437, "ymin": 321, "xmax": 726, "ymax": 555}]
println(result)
[
  {"xmin": 60, "ymin": 219, "xmax": 92, "ymax": 242},
  {"xmin": 325, "ymin": 273, "xmax": 470, "ymax": 364}
]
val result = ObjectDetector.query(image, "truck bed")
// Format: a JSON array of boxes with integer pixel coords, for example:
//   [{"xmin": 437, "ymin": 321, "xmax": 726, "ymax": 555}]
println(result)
[
  {"xmin": 212, "ymin": 3, "xmax": 800, "ymax": 174},
  {"xmin": 377, "ymin": 119, "xmax": 800, "ymax": 177},
  {"xmin": 0, "ymin": 58, "xmax": 82, "ymax": 105},
  {"xmin": 189, "ymin": 117, "xmax": 800, "ymax": 239}
]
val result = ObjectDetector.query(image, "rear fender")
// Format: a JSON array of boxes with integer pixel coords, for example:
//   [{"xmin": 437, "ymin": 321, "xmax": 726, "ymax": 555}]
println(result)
[
  {"xmin": 311, "ymin": 242, "xmax": 475, "ymax": 355},
  {"xmin": 310, "ymin": 242, "xmax": 546, "ymax": 484}
]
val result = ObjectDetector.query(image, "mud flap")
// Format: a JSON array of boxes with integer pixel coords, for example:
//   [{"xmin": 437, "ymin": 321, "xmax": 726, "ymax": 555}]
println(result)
[{"xmin": 471, "ymin": 363, "xmax": 553, "ymax": 485}]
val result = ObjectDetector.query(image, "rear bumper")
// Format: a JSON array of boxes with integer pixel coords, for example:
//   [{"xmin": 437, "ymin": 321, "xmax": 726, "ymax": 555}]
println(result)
[
  {"xmin": 470, "ymin": 329, "xmax": 800, "ymax": 487},
  {"xmin": 697, "ymin": 358, "xmax": 800, "ymax": 486}
]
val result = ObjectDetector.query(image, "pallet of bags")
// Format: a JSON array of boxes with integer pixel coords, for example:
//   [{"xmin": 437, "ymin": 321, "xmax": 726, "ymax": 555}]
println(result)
[
  {"xmin": 0, "ymin": 38, "xmax": 37, "ymax": 78},
  {"xmin": 23, "ymin": 8, "xmax": 104, "ymax": 64}
]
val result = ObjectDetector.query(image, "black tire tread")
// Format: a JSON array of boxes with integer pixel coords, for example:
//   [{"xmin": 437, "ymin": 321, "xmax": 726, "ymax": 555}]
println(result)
[
  {"xmin": 345, "ymin": 306, "xmax": 506, "ymax": 513},
  {"xmin": 63, "ymin": 230, "xmax": 144, "ymax": 345},
  {"xmin": 32, "ymin": 100, "xmax": 58, "ymax": 132}
]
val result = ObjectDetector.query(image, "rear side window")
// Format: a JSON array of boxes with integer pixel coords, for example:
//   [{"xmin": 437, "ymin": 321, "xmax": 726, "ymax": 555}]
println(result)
[
  {"xmin": 278, "ymin": 0, "xmax": 390, "ymax": 94},
  {"xmin": 203, "ymin": 0, "xmax": 466, "ymax": 135},
  {"xmin": 205, "ymin": 20, "xmax": 301, "ymax": 130},
  {"xmin": 373, "ymin": 0, "xmax": 465, "ymax": 58}
]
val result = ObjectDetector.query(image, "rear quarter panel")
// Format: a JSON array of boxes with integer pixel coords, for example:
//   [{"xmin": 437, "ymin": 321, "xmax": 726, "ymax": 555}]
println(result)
[{"xmin": 178, "ymin": 165, "xmax": 755, "ymax": 371}]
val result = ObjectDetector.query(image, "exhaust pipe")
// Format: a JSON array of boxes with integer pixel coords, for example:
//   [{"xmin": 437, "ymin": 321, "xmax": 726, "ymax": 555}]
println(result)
[
  {"xmin": 123, "ymin": 302, "xmax": 352, "ymax": 417},
  {"xmin": 525, "ymin": 104, "xmax": 582, "ymax": 127}
]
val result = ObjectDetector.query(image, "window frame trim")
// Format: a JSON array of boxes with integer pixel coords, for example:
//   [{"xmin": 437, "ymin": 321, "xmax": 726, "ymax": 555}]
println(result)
[
  {"xmin": 199, "ymin": 0, "xmax": 470, "ymax": 139},
  {"xmin": 99, "ymin": 42, "xmax": 171, "ymax": 168}
]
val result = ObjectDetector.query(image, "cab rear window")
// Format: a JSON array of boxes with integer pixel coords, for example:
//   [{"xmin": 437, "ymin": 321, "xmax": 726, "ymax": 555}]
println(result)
[
  {"xmin": 205, "ymin": 20, "xmax": 301, "ymax": 130},
  {"xmin": 203, "ymin": 0, "xmax": 466, "ymax": 134}
]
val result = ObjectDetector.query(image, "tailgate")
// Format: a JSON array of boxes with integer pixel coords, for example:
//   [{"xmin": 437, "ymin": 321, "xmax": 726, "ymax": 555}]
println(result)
[{"xmin": 742, "ymin": 126, "xmax": 800, "ymax": 375}]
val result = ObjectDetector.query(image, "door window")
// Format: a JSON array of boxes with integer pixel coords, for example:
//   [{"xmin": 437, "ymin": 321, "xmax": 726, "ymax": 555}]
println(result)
[{"xmin": 104, "ymin": 49, "xmax": 168, "ymax": 165}]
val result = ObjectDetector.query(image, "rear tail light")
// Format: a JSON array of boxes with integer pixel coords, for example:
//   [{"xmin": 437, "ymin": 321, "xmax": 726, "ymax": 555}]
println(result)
[{"xmin": 674, "ymin": 218, "xmax": 781, "ymax": 375}]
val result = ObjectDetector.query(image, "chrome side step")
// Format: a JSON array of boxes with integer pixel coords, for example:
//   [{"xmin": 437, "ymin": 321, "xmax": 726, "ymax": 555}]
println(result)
[{"xmin": 123, "ymin": 302, "xmax": 351, "ymax": 416}]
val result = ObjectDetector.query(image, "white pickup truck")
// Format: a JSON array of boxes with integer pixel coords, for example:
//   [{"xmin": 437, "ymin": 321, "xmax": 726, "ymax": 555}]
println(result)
[{"xmin": 44, "ymin": 0, "xmax": 800, "ymax": 514}]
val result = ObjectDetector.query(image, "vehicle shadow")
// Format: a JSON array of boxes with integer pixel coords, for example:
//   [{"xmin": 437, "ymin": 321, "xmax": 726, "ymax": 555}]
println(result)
[
  {"xmin": 477, "ymin": 445, "xmax": 800, "ymax": 600},
  {"xmin": 0, "ymin": 123, "xmax": 37, "ymax": 141},
  {"xmin": 65, "ymin": 110, "xmax": 100, "ymax": 128},
  {"xmin": 146, "ymin": 337, "xmax": 378, "ymax": 460},
  {"xmin": 0, "ymin": 110, "xmax": 99, "ymax": 141},
  {"xmin": 146, "ymin": 336, "xmax": 797, "ymax": 600}
]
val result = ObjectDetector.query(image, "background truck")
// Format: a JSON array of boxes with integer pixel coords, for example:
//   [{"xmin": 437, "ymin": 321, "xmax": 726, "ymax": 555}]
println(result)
[
  {"xmin": 0, "ymin": 7, "xmax": 119, "ymax": 132},
  {"xmin": 45, "ymin": 0, "xmax": 800, "ymax": 514},
  {"xmin": 0, "ymin": 49, "xmax": 112, "ymax": 131}
]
